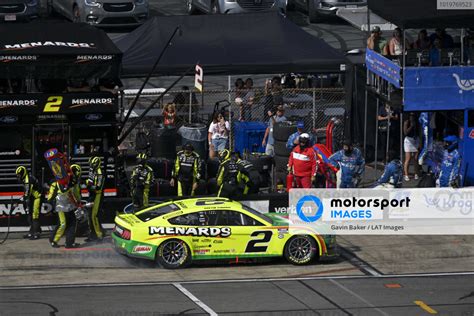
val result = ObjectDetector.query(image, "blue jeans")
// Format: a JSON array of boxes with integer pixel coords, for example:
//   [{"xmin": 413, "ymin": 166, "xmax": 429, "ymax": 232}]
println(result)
[{"xmin": 212, "ymin": 138, "xmax": 228, "ymax": 152}]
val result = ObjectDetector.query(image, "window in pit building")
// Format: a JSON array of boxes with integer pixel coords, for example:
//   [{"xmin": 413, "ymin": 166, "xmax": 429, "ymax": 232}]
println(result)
[{"xmin": 72, "ymin": 126, "xmax": 114, "ymax": 156}]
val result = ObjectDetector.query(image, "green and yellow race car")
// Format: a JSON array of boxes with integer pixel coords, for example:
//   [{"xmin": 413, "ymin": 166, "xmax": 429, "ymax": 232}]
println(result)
[{"xmin": 112, "ymin": 197, "xmax": 338, "ymax": 269}]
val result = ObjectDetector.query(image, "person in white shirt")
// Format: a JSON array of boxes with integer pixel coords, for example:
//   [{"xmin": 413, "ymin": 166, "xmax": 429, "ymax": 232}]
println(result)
[{"xmin": 208, "ymin": 112, "xmax": 230, "ymax": 157}]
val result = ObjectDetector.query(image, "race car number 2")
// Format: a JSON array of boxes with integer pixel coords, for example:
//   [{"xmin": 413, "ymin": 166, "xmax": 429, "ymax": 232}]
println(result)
[{"xmin": 245, "ymin": 231, "xmax": 272, "ymax": 253}]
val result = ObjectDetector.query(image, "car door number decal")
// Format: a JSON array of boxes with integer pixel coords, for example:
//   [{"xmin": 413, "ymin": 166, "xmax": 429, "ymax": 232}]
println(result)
[{"xmin": 245, "ymin": 231, "xmax": 272, "ymax": 253}]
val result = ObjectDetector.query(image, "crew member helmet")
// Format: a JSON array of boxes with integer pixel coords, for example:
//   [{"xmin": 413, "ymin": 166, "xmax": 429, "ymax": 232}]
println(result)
[
  {"xmin": 89, "ymin": 156, "xmax": 101, "ymax": 169},
  {"xmin": 218, "ymin": 149, "xmax": 230, "ymax": 161},
  {"xmin": 71, "ymin": 164, "xmax": 82, "ymax": 177},
  {"xmin": 15, "ymin": 166, "xmax": 27, "ymax": 181}
]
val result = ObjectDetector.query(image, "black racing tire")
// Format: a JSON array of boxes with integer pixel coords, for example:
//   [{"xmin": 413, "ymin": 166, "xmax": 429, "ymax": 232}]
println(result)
[
  {"xmin": 207, "ymin": 158, "xmax": 220, "ymax": 179},
  {"xmin": 274, "ymin": 140, "xmax": 292, "ymax": 157},
  {"xmin": 248, "ymin": 153, "xmax": 273, "ymax": 173},
  {"xmin": 417, "ymin": 174, "xmax": 436, "ymax": 188},
  {"xmin": 284, "ymin": 235, "xmax": 318, "ymax": 265},
  {"xmin": 157, "ymin": 180, "xmax": 177, "ymax": 197},
  {"xmin": 148, "ymin": 158, "xmax": 173, "ymax": 180},
  {"xmin": 274, "ymin": 155, "xmax": 289, "ymax": 173},
  {"xmin": 259, "ymin": 172, "xmax": 271, "ymax": 188},
  {"xmin": 275, "ymin": 171, "xmax": 287, "ymax": 185},
  {"xmin": 207, "ymin": 178, "xmax": 218, "ymax": 194},
  {"xmin": 156, "ymin": 239, "xmax": 192, "ymax": 269},
  {"xmin": 194, "ymin": 180, "xmax": 207, "ymax": 196},
  {"xmin": 273, "ymin": 122, "xmax": 297, "ymax": 142}
]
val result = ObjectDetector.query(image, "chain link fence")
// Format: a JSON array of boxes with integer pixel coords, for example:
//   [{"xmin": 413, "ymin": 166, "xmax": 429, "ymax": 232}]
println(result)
[{"xmin": 120, "ymin": 87, "xmax": 346, "ymax": 155}]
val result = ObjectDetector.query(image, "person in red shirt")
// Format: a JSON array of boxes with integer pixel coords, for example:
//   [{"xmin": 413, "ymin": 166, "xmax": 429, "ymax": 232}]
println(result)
[
  {"xmin": 288, "ymin": 133, "xmax": 317, "ymax": 188},
  {"xmin": 163, "ymin": 103, "xmax": 176, "ymax": 128}
]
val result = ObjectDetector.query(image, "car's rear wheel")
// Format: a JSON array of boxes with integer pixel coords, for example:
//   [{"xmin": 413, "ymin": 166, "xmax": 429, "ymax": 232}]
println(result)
[
  {"xmin": 72, "ymin": 5, "xmax": 81, "ymax": 23},
  {"xmin": 284, "ymin": 235, "xmax": 317, "ymax": 265},
  {"xmin": 156, "ymin": 239, "xmax": 191, "ymax": 269}
]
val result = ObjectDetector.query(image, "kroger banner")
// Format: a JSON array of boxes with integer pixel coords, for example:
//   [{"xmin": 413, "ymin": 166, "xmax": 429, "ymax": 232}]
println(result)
[
  {"xmin": 404, "ymin": 66, "xmax": 474, "ymax": 111},
  {"xmin": 365, "ymin": 48, "xmax": 401, "ymax": 88},
  {"xmin": 289, "ymin": 189, "xmax": 474, "ymax": 235}
]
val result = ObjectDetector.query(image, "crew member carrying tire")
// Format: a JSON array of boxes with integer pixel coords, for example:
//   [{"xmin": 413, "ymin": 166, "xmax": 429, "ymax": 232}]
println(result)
[
  {"xmin": 235, "ymin": 153, "xmax": 261, "ymax": 195},
  {"xmin": 86, "ymin": 156, "xmax": 104, "ymax": 242},
  {"xmin": 130, "ymin": 153, "xmax": 154, "ymax": 209},
  {"xmin": 48, "ymin": 164, "xmax": 82, "ymax": 248},
  {"xmin": 329, "ymin": 139, "xmax": 365, "ymax": 188},
  {"xmin": 217, "ymin": 149, "xmax": 241, "ymax": 199},
  {"xmin": 16, "ymin": 166, "xmax": 42, "ymax": 240},
  {"xmin": 287, "ymin": 133, "xmax": 317, "ymax": 189},
  {"xmin": 170, "ymin": 143, "xmax": 201, "ymax": 197}
]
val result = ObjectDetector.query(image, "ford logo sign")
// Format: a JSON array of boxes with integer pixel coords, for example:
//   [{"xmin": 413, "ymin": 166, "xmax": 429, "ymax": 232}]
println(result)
[
  {"xmin": 0, "ymin": 116, "xmax": 18, "ymax": 124},
  {"xmin": 85, "ymin": 114, "xmax": 103, "ymax": 121}
]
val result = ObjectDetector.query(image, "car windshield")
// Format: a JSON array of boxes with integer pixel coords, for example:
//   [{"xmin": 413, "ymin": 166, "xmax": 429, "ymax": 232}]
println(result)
[
  {"xmin": 241, "ymin": 205, "xmax": 273, "ymax": 225},
  {"xmin": 135, "ymin": 203, "xmax": 180, "ymax": 222}
]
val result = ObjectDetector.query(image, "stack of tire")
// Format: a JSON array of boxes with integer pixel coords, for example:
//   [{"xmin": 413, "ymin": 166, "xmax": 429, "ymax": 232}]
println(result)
[
  {"xmin": 206, "ymin": 158, "xmax": 220, "ymax": 195},
  {"xmin": 273, "ymin": 121, "xmax": 297, "ymax": 187},
  {"xmin": 147, "ymin": 158, "xmax": 176, "ymax": 197},
  {"xmin": 247, "ymin": 153, "xmax": 273, "ymax": 189}
]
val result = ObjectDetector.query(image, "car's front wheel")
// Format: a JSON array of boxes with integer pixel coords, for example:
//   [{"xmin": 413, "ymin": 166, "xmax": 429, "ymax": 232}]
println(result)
[
  {"xmin": 284, "ymin": 235, "xmax": 318, "ymax": 265},
  {"xmin": 156, "ymin": 239, "xmax": 191, "ymax": 269}
]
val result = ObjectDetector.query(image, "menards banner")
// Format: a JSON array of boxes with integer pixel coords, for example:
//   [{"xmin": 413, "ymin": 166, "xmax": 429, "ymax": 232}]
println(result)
[{"xmin": 0, "ymin": 92, "xmax": 118, "ymax": 115}]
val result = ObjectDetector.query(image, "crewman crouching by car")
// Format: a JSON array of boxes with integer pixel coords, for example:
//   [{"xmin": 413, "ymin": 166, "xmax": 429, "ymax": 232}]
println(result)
[
  {"xmin": 217, "ymin": 149, "xmax": 241, "ymax": 199},
  {"xmin": 170, "ymin": 143, "xmax": 201, "ymax": 197},
  {"xmin": 235, "ymin": 152, "xmax": 261, "ymax": 195},
  {"xmin": 374, "ymin": 150, "xmax": 403, "ymax": 188},
  {"xmin": 16, "ymin": 166, "xmax": 42, "ymax": 240},
  {"xmin": 130, "ymin": 153, "xmax": 154, "ymax": 210},
  {"xmin": 48, "ymin": 164, "xmax": 82, "ymax": 248}
]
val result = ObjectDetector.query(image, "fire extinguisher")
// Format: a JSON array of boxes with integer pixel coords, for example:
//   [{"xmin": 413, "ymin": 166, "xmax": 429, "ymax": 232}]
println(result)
[{"xmin": 286, "ymin": 173, "xmax": 294, "ymax": 192}]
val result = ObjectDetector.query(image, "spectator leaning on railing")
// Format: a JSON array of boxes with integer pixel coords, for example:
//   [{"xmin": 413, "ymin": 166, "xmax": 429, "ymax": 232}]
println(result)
[
  {"xmin": 367, "ymin": 26, "xmax": 388, "ymax": 55},
  {"xmin": 388, "ymin": 28, "xmax": 411, "ymax": 57}
]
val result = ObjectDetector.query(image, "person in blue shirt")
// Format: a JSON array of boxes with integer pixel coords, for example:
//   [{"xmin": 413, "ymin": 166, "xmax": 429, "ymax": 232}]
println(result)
[
  {"xmin": 329, "ymin": 139, "xmax": 365, "ymax": 188},
  {"xmin": 374, "ymin": 150, "xmax": 403, "ymax": 188},
  {"xmin": 286, "ymin": 121, "xmax": 315, "ymax": 150},
  {"xmin": 437, "ymin": 135, "xmax": 461, "ymax": 188}
]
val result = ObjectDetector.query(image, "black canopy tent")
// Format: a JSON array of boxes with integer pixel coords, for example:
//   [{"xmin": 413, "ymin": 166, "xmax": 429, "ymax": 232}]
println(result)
[
  {"xmin": 368, "ymin": 0, "xmax": 474, "ymax": 29},
  {"xmin": 115, "ymin": 12, "xmax": 348, "ymax": 77},
  {"xmin": 0, "ymin": 22, "xmax": 122, "ymax": 79}
]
